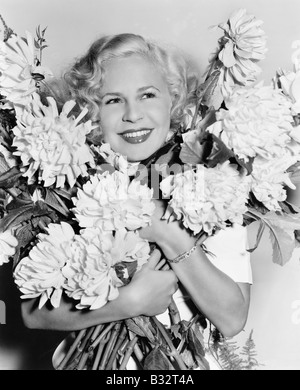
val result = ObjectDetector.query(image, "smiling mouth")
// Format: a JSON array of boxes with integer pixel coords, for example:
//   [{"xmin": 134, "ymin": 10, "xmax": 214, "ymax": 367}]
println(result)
[{"xmin": 120, "ymin": 129, "xmax": 153, "ymax": 144}]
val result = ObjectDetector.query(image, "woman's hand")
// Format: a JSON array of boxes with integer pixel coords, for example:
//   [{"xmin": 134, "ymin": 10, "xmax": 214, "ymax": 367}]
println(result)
[
  {"xmin": 139, "ymin": 199, "xmax": 195, "ymax": 259},
  {"xmin": 121, "ymin": 248, "xmax": 178, "ymax": 317},
  {"xmin": 138, "ymin": 199, "xmax": 166, "ymax": 243}
]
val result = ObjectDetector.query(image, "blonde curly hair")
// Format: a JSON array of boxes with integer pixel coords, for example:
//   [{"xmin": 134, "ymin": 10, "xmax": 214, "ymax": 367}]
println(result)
[{"xmin": 62, "ymin": 33, "xmax": 199, "ymax": 140}]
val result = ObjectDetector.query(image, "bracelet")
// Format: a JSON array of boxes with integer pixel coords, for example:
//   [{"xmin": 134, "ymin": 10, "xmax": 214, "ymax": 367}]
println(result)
[
  {"xmin": 167, "ymin": 232, "xmax": 208, "ymax": 264},
  {"xmin": 167, "ymin": 244, "xmax": 198, "ymax": 264}
]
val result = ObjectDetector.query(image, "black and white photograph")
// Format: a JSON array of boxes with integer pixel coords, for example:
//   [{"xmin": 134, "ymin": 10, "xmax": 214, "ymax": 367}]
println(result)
[{"xmin": 0, "ymin": 0, "xmax": 300, "ymax": 372}]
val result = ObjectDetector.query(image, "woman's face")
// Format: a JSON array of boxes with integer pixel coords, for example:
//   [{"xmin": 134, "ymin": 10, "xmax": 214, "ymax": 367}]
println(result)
[{"xmin": 99, "ymin": 55, "xmax": 172, "ymax": 161}]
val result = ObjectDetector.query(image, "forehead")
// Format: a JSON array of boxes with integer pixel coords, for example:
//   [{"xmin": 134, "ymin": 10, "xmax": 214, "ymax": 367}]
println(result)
[{"xmin": 101, "ymin": 55, "xmax": 167, "ymax": 91}]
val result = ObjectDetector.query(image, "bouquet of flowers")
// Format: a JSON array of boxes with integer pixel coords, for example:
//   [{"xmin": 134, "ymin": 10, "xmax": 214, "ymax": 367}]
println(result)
[{"xmin": 0, "ymin": 9, "xmax": 300, "ymax": 370}]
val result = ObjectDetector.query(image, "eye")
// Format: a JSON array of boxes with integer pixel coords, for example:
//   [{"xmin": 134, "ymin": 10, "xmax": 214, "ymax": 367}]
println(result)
[
  {"xmin": 105, "ymin": 97, "xmax": 122, "ymax": 105},
  {"xmin": 141, "ymin": 92, "xmax": 156, "ymax": 100}
]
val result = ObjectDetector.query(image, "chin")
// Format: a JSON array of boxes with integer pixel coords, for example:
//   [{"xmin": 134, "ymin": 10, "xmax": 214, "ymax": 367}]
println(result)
[{"xmin": 125, "ymin": 145, "xmax": 156, "ymax": 162}]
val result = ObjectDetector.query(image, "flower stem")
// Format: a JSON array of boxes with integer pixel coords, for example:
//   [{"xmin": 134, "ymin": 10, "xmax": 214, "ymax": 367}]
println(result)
[
  {"xmin": 92, "ymin": 331, "xmax": 111, "ymax": 370},
  {"xmin": 105, "ymin": 324, "xmax": 127, "ymax": 370},
  {"xmin": 133, "ymin": 341, "xmax": 144, "ymax": 363},
  {"xmin": 56, "ymin": 329, "xmax": 86, "ymax": 370},
  {"xmin": 98, "ymin": 322, "xmax": 122, "ymax": 370},
  {"xmin": 177, "ymin": 314, "xmax": 200, "ymax": 354},
  {"xmin": 89, "ymin": 324, "xmax": 104, "ymax": 347},
  {"xmin": 190, "ymin": 99, "xmax": 202, "ymax": 131},
  {"xmin": 38, "ymin": 219, "xmax": 48, "ymax": 233},
  {"xmin": 89, "ymin": 321, "xmax": 116, "ymax": 351},
  {"xmin": 5, "ymin": 187, "xmax": 19, "ymax": 198},
  {"xmin": 152, "ymin": 317, "xmax": 187, "ymax": 370},
  {"xmin": 168, "ymin": 297, "xmax": 181, "ymax": 325},
  {"xmin": 119, "ymin": 335, "xmax": 139, "ymax": 370},
  {"xmin": 77, "ymin": 326, "xmax": 95, "ymax": 353}
]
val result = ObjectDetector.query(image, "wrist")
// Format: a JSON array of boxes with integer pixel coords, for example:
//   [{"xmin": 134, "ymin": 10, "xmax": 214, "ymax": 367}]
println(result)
[
  {"xmin": 157, "ymin": 228, "xmax": 195, "ymax": 259},
  {"xmin": 159, "ymin": 230, "xmax": 208, "ymax": 262},
  {"xmin": 119, "ymin": 281, "xmax": 152, "ymax": 317},
  {"xmin": 116, "ymin": 285, "xmax": 141, "ymax": 318}
]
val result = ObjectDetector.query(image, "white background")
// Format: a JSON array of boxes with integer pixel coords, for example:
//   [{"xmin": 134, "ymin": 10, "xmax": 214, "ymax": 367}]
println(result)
[{"xmin": 0, "ymin": 0, "xmax": 300, "ymax": 370}]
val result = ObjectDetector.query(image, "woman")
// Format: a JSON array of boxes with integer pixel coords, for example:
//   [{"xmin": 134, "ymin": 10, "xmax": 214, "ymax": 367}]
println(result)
[{"xmin": 20, "ymin": 33, "xmax": 252, "ymax": 341}]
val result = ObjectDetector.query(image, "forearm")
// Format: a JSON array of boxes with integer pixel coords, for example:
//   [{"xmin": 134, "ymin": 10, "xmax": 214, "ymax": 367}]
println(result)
[
  {"xmin": 21, "ymin": 286, "xmax": 139, "ymax": 331},
  {"xmin": 21, "ymin": 250, "xmax": 178, "ymax": 332},
  {"xmin": 157, "ymin": 230, "xmax": 250, "ymax": 337}
]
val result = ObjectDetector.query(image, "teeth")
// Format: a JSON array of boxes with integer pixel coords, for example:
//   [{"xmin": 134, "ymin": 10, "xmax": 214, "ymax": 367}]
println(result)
[{"xmin": 123, "ymin": 130, "xmax": 150, "ymax": 138}]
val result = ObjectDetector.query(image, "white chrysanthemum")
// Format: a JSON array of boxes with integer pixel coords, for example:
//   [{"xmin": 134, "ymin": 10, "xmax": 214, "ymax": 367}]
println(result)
[
  {"xmin": 92, "ymin": 143, "xmax": 140, "ymax": 176},
  {"xmin": 63, "ymin": 228, "xmax": 150, "ymax": 310},
  {"xmin": 13, "ymin": 222, "xmax": 75, "ymax": 309},
  {"xmin": 12, "ymin": 93, "xmax": 95, "ymax": 188},
  {"xmin": 251, "ymin": 153, "xmax": 298, "ymax": 211},
  {"xmin": 160, "ymin": 162, "xmax": 250, "ymax": 235},
  {"xmin": 217, "ymin": 8, "xmax": 267, "ymax": 96},
  {"xmin": 279, "ymin": 41, "xmax": 300, "ymax": 115},
  {"xmin": 72, "ymin": 171, "xmax": 155, "ymax": 231},
  {"xmin": 0, "ymin": 31, "xmax": 53, "ymax": 109},
  {"xmin": 208, "ymin": 84, "xmax": 295, "ymax": 161},
  {"xmin": 0, "ymin": 230, "xmax": 18, "ymax": 266}
]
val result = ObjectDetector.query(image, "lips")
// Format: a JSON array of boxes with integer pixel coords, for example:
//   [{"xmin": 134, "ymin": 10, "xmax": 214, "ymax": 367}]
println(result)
[{"xmin": 120, "ymin": 128, "xmax": 153, "ymax": 144}]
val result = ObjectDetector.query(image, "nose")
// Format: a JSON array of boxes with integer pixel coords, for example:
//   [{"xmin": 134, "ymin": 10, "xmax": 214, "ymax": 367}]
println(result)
[{"xmin": 122, "ymin": 101, "xmax": 143, "ymax": 123}]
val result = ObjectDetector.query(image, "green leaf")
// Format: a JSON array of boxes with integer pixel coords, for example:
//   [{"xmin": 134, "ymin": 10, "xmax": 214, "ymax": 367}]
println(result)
[
  {"xmin": 143, "ymin": 347, "xmax": 174, "ymax": 370},
  {"xmin": 12, "ymin": 223, "xmax": 37, "ymax": 268},
  {"xmin": 247, "ymin": 209, "xmax": 300, "ymax": 265},
  {"xmin": 292, "ymin": 171, "xmax": 300, "ymax": 184},
  {"xmin": 34, "ymin": 38, "xmax": 40, "ymax": 49},
  {"xmin": 268, "ymin": 224, "xmax": 297, "ymax": 266},
  {"xmin": 288, "ymin": 161, "xmax": 300, "ymax": 184},
  {"xmin": 6, "ymin": 193, "xmax": 33, "ymax": 210},
  {"xmin": 52, "ymin": 187, "xmax": 72, "ymax": 200},
  {"xmin": 206, "ymin": 133, "xmax": 235, "ymax": 168},
  {"xmin": 45, "ymin": 188, "xmax": 71, "ymax": 217},
  {"xmin": 170, "ymin": 323, "xmax": 182, "ymax": 340},
  {"xmin": 0, "ymin": 166, "xmax": 23, "ymax": 189},
  {"xmin": 187, "ymin": 322, "xmax": 210, "ymax": 370},
  {"xmin": 113, "ymin": 261, "xmax": 137, "ymax": 285},
  {"xmin": 0, "ymin": 199, "xmax": 55, "ymax": 232},
  {"xmin": 125, "ymin": 316, "xmax": 157, "ymax": 344},
  {"xmin": 278, "ymin": 201, "xmax": 300, "ymax": 214},
  {"xmin": 200, "ymin": 69, "xmax": 224, "ymax": 110},
  {"xmin": 247, "ymin": 220, "xmax": 265, "ymax": 253},
  {"xmin": 0, "ymin": 204, "xmax": 34, "ymax": 232},
  {"xmin": 188, "ymin": 326, "xmax": 205, "ymax": 357},
  {"xmin": 179, "ymin": 130, "xmax": 205, "ymax": 164},
  {"xmin": 0, "ymin": 153, "xmax": 10, "ymax": 174},
  {"xmin": 235, "ymin": 155, "xmax": 254, "ymax": 175},
  {"xmin": 295, "ymin": 230, "xmax": 300, "ymax": 247},
  {"xmin": 0, "ymin": 188, "xmax": 8, "ymax": 211}
]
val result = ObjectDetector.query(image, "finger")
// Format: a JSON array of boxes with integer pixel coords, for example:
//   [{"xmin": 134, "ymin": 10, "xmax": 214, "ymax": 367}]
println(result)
[
  {"xmin": 155, "ymin": 259, "xmax": 167, "ymax": 270},
  {"xmin": 147, "ymin": 248, "xmax": 162, "ymax": 269},
  {"xmin": 161, "ymin": 264, "xmax": 171, "ymax": 271}
]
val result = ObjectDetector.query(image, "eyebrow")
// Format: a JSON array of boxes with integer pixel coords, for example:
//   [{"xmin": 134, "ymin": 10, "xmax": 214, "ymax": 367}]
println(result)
[{"xmin": 101, "ymin": 85, "xmax": 161, "ymax": 98}]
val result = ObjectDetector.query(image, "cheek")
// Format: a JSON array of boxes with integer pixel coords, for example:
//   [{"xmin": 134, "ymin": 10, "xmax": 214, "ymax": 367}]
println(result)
[
  {"xmin": 150, "ymin": 102, "xmax": 171, "ymax": 127},
  {"xmin": 99, "ymin": 110, "xmax": 119, "ymax": 138}
]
